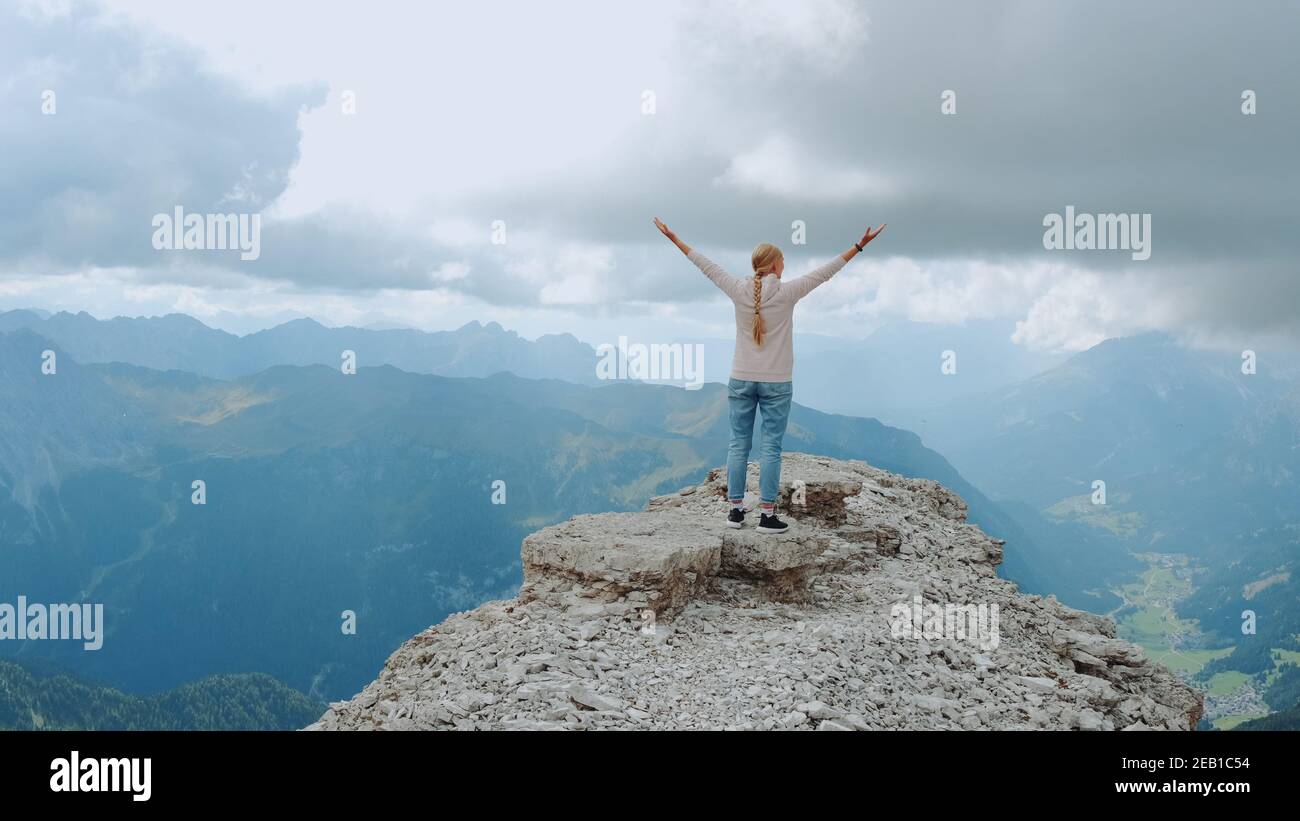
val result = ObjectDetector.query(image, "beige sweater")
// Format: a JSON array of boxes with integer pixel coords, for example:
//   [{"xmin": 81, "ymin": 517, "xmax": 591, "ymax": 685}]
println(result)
[{"xmin": 688, "ymin": 248, "xmax": 847, "ymax": 382}]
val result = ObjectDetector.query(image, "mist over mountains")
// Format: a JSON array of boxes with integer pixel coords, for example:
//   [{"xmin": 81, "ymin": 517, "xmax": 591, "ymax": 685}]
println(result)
[
  {"xmin": 686, "ymin": 319, "xmax": 1071, "ymax": 421},
  {"xmin": 894, "ymin": 333, "xmax": 1300, "ymax": 726},
  {"xmin": 912, "ymin": 334, "xmax": 1294, "ymax": 506},
  {"xmin": 0, "ymin": 310, "xmax": 1073, "ymax": 410},
  {"xmin": 911, "ymin": 333, "xmax": 1300, "ymax": 601}
]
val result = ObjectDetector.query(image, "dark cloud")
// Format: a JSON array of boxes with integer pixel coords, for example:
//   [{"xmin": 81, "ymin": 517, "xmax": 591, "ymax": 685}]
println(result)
[
  {"xmin": 0, "ymin": 3, "xmax": 323, "ymax": 270},
  {"xmin": 449, "ymin": 0, "xmax": 1300, "ymax": 335}
]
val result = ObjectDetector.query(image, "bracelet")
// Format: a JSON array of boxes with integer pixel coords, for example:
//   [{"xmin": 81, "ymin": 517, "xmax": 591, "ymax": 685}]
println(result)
[{"xmin": 854, "ymin": 242, "xmax": 864, "ymax": 253}]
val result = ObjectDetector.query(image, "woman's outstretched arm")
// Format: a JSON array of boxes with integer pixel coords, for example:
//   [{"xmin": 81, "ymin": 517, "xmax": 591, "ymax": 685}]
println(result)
[
  {"xmin": 653, "ymin": 217, "xmax": 691, "ymax": 255},
  {"xmin": 786, "ymin": 223, "xmax": 887, "ymax": 301},
  {"xmin": 655, "ymin": 217, "xmax": 749, "ymax": 302}
]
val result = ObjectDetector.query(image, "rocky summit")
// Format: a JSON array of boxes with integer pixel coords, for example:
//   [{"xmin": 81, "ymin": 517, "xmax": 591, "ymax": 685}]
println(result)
[{"xmin": 308, "ymin": 453, "xmax": 1202, "ymax": 731}]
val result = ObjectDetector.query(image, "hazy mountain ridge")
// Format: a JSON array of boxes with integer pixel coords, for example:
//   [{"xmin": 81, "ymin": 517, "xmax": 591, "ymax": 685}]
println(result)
[
  {"xmin": 915, "ymin": 333, "xmax": 1292, "ymax": 505},
  {"xmin": 0, "ymin": 310, "xmax": 599, "ymax": 383},
  {"xmin": 0, "ymin": 330, "xmax": 153, "ymax": 511}
]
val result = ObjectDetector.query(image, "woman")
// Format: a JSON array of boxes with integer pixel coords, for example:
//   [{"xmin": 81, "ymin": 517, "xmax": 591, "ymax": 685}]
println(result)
[{"xmin": 653, "ymin": 218, "xmax": 885, "ymax": 533}]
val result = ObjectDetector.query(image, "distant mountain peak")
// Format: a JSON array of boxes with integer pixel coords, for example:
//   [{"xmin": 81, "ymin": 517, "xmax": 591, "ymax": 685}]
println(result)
[
  {"xmin": 456, "ymin": 319, "xmax": 509, "ymax": 336},
  {"xmin": 0, "ymin": 307, "xmax": 50, "ymax": 321},
  {"xmin": 275, "ymin": 317, "xmax": 327, "ymax": 330}
]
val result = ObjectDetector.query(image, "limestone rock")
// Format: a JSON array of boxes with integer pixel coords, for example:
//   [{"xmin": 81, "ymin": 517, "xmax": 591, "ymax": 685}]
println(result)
[
  {"xmin": 312, "ymin": 453, "xmax": 1202, "ymax": 732},
  {"xmin": 519, "ymin": 512, "xmax": 719, "ymax": 615}
]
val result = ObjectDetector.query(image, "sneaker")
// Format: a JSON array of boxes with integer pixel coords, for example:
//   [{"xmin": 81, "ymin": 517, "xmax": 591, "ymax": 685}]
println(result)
[
  {"xmin": 756, "ymin": 512, "xmax": 789, "ymax": 534},
  {"xmin": 725, "ymin": 507, "xmax": 745, "ymax": 529}
]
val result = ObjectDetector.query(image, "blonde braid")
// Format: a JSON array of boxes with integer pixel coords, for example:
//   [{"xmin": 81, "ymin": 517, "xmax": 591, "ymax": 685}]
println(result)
[
  {"xmin": 749, "ymin": 242, "xmax": 781, "ymax": 346},
  {"xmin": 751, "ymin": 273, "xmax": 766, "ymax": 346}
]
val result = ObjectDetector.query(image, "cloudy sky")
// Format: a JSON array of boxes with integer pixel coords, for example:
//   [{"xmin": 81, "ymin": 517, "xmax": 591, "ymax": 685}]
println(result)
[{"xmin": 1, "ymin": 0, "xmax": 1297, "ymax": 350}]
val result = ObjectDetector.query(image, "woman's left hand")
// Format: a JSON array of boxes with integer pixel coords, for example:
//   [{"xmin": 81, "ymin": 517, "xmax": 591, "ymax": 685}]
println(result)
[{"xmin": 858, "ymin": 224, "xmax": 886, "ymax": 247}]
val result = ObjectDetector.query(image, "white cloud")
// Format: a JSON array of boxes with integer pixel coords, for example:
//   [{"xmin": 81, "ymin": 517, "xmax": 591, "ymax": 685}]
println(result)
[
  {"xmin": 429, "ymin": 219, "xmax": 487, "ymax": 248},
  {"xmin": 713, "ymin": 134, "xmax": 892, "ymax": 202},
  {"xmin": 807, "ymin": 257, "xmax": 1058, "ymax": 325},
  {"xmin": 538, "ymin": 245, "xmax": 616, "ymax": 306},
  {"xmin": 1011, "ymin": 272, "xmax": 1182, "ymax": 352},
  {"xmin": 428, "ymin": 261, "xmax": 471, "ymax": 284}
]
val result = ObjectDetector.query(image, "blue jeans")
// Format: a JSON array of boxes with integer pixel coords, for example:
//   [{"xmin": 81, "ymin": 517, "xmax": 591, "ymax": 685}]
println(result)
[{"xmin": 726, "ymin": 378, "xmax": 793, "ymax": 505}]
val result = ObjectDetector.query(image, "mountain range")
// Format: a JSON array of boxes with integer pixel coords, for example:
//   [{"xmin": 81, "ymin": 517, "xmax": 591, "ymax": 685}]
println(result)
[
  {"xmin": 0, "ymin": 309, "xmax": 599, "ymax": 383},
  {"xmin": 0, "ymin": 322, "xmax": 1047, "ymax": 709},
  {"xmin": 2, "ymin": 309, "xmax": 1296, "ymax": 730}
]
